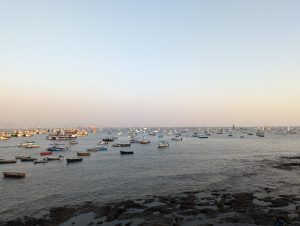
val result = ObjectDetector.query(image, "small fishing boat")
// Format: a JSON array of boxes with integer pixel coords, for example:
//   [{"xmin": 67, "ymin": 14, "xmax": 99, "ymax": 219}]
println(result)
[
  {"xmin": 112, "ymin": 143, "xmax": 131, "ymax": 147},
  {"xmin": 130, "ymin": 138, "xmax": 141, "ymax": 143},
  {"xmin": 15, "ymin": 155, "xmax": 31, "ymax": 159},
  {"xmin": 34, "ymin": 159, "xmax": 48, "ymax": 164},
  {"xmin": 77, "ymin": 152, "xmax": 91, "ymax": 156},
  {"xmin": 140, "ymin": 139, "xmax": 150, "ymax": 144},
  {"xmin": 66, "ymin": 158, "xmax": 83, "ymax": 163},
  {"xmin": 120, "ymin": 150, "xmax": 134, "ymax": 155},
  {"xmin": 40, "ymin": 151, "xmax": 52, "ymax": 156},
  {"xmin": 20, "ymin": 157, "xmax": 37, "ymax": 162},
  {"xmin": 0, "ymin": 160, "xmax": 17, "ymax": 164},
  {"xmin": 87, "ymin": 147, "xmax": 108, "ymax": 152},
  {"xmin": 98, "ymin": 147, "xmax": 108, "ymax": 151},
  {"xmin": 102, "ymin": 138, "xmax": 114, "ymax": 142},
  {"xmin": 18, "ymin": 141, "xmax": 35, "ymax": 147},
  {"xmin": 3, "ymin": 172, "xmax": 25, "ymax": 178},
  {"xmin": 47, "ymin": 156, "xmax": 63, "ymax": 161},
  {"xmin": 158, "ymin": 141, "xmax": 169, "ymax": 148},
  {"xmin": 24, "ymin": 144, "xmax": 40, "ymax": 148},
  {"xmin": 47, "ymin": 144, "xmax": 69, "ymax": 151},
  {"xmin": 198, "ymin": 136, "xmax": 208, "ymax": 139}
]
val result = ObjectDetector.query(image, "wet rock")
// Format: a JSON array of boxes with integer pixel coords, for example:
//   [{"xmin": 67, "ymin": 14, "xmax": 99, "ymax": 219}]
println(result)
[{"xmin": 106, "ymin": 207, "xmax": 125, "ymax": 221}]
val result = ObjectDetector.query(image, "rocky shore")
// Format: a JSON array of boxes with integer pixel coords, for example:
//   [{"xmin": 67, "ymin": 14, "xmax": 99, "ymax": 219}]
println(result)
[
  {"xmin": 2, "ymin": 155, "xmax": 300, "ymax": 226},
  {"xmin": 2, "ymin": 189, "xmax": 300, "ymax": 226}
]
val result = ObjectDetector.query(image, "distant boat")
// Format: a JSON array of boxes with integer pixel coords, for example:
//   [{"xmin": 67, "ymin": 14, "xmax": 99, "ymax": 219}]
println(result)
[
  {"xmin": 18, "ymin": 141, "xmax": 35, "ymax": 147},
  {"xmin": 198, "ymin": 136, "xmax": 208, "ymax": 139},
  {"xmin": 47, "ymin": 156, "xmax": 63, "ymax": 161},
  {"xmin": 3, "ymin": 172, "xmax": 25, "ymax": 178},
  {"xmin": 140, "ymin": 139, "xmax": 150, "ymax": 144},
  {"xmin": 158, "ymin": 141, "xmax": 169, "ymax": 148},
  {"xmin": 120, "ymin": 150, "xmax": 134, "ymax": 155},
  {"xmin": 24, "ymin": 144, "xmax": 40, "ymax": 148},
  {"xmin": 172, "ymin": 136, "xmax": 182, "ymax": 141},
  {"xmin": 40, "ymin": 151, "xmax": 52, "ymax": 156},
  {"xmin": 66, "ymin": 158, "xmax": 83, "ymax": 163},
  {"xmin": 87, "ymin": 147, "xmax": 108, "ymax": 152},
  {"xmin": 34, "ymin": 159, "xmax": 48, "ymax": 164},
  {"xmin": 130, "ymin": 138, "xmax": 141, "ymax": 143},
  {"xmin": 47, "ymin": 144, "xmax": 69, "ymax": 151},
  {"xmin": 15, "ymin": 155, "xmax": 31, "ymax": 159},
  {"xmin": 240, "ymin": 135, "xmax": 245, "ymax": 138},
  {"xmin": 112, "ymin": 143, "xmax": 131, "ymax": 147},
  {"xmin": 20, "ymin": 157, "xmax": 37, "ymax": 162},
  {"xmin": 77, "ymin": 152, "xmax": 91, "ymax": 156},
  {"xmin": 0, "ymin": 160, "xmax": 17, "ymax": 164}
]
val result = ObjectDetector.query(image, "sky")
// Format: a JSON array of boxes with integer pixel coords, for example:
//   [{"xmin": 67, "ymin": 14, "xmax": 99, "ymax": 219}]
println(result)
[{"xmin": 0, "ymin": 0, "xmax": 300, "ymax": 128}]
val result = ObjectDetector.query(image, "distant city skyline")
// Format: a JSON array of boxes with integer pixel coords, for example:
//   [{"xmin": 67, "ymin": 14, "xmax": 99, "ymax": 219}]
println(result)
[{"xmin": 1, "ymin": 0, "xmax": 300, "ymax": 128}]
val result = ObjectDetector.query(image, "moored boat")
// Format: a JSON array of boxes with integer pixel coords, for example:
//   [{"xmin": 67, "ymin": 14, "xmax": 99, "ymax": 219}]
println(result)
[
  {"xmin": 66, "ymin": 158, "xmax": 83, "ymax": 163},
  {"xmin": 47, "ymin": 156, "xmax": 63, "ymax": 161},
  {"xmin": 24, "ymin": 144, "xmax": 40, "ymax": 148},
  {"xmin": 120, "ymin": 150, "xmax": 134, "ymax": 155},
  {"xmin": 158, "ymin": 141, "xmax": 169, "ymax": 148},
  {"xmin": 47, "ymin": 144, "xmax": 69, "ymax": 151},
  {"xmin": 20, "ymin": 157, "xmax": 37, "ymax": 162},
  {"xmin": 77, "ymin": 152, "xmax": 91, "ymax": 156},
  {"xmin": 3, "ymin": 172, "xmax": 25, "ymax": 178},
  {"xmin": 15, "ymin": 155, "xmax": 31, "ymax": 159},
  {"xmin": 0, "ymin": 160, "xmax": 17, "ymax": 164},
  {"xmin": 34, "ymin": 159, "xmax": 48, "ymax": 164},
  {"xmin": 140, "ymin": 139, "xmax": 150, "ymax": 144},
  {"xmin": 18, "ymin": 141, "xmax": 35, "ymax": 147},
  {"xmin": 112, "ymin": 143, "xmax": 131, "ymax": 147},
  {"xmin": 40, "ymin": 151, "xmax": 52, "ymax": 155},
  {"xmin": 87, "ymin": 147, "xmax": 108, "ymax": 152}
]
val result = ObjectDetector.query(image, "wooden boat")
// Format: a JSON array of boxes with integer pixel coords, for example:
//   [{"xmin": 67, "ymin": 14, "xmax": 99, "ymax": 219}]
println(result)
[
  {"xmin": 77, "ymin": 152, "xmax": 90, "ymax": 156},
  {"xmin": 20, "ymin": 157, "xmax": 37, "ymax": 162},
  {"xmin": 0, "ymin": 160, "xmax": 17, "ymax": 164},
  {"xmin": 120, "ymin": 150, "xmax": 134, "ymax": 155},
  {"xmin": 3, "ymin": 172, "xmax": 25, "ymax": 178},
  {"xmin": 46, "ymin": 156, "xmax": 62, "ymax": 161},
  {"xmin": 34, "ymin": 159, "xmax": 48, "ymax": 164},
  {"xmin": 66, "ymin": 158, "xmax": 83, "ymax": 163},
  {"xmin": 15, "ymin": 155, "xmax": 31, "ymax": 159},
  {"xmin": 140, "ymin": 139, "xmax": 150, "ymax": 144},
  {"xmin": 40, "ymin": 151, "xmax": 52, "ymax": 155}
]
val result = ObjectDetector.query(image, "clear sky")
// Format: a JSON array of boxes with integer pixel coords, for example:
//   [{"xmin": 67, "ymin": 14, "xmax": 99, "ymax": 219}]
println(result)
[{"xmin": 1, "ymin": 0, "xmax": 300, "ymax": 128}]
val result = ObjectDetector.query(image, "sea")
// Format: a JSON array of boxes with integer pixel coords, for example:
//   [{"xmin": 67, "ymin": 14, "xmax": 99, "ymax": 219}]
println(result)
[{"xmin": 0, "ymin": 128, "xmax": 300, "ymax": 221}]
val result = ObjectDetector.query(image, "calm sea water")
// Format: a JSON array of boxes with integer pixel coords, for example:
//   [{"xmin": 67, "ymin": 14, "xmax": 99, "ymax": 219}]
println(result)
[{"xmin": 0, "ymin": 129, "xmax": 300, "ymax": 221}]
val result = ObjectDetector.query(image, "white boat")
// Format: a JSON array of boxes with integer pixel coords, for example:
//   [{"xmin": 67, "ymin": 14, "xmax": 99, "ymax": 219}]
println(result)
[
  {"xmin": 158, "ymin": 141, "xmax": 169, "ymax": 148},
  {"xmin": 34, "ymin": 159, "xmax": 48, "ymax": 164}
]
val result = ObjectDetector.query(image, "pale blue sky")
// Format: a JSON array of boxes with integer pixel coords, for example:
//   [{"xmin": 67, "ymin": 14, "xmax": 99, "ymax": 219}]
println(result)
[{"xmin": 1, "ymin": 0, "xmax": 300, "ymax": 127}]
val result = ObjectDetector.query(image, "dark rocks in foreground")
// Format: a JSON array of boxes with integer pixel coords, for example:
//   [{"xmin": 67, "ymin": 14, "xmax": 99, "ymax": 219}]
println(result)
[{"xmin": 2, "ymin": 189, "xmax": 300, "ymax": 226}]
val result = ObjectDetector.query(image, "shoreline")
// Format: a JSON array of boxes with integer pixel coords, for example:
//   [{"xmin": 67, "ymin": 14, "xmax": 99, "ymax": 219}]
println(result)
[{"xmin": 2, "ymin": 188, "xmax": 300, "ymax": 226}]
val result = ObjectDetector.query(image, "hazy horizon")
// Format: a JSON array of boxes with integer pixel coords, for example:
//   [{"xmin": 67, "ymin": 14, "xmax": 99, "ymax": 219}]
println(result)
[{"xmin": 1, "ymin": 0, "xmax": 300, "ymax": 128}]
